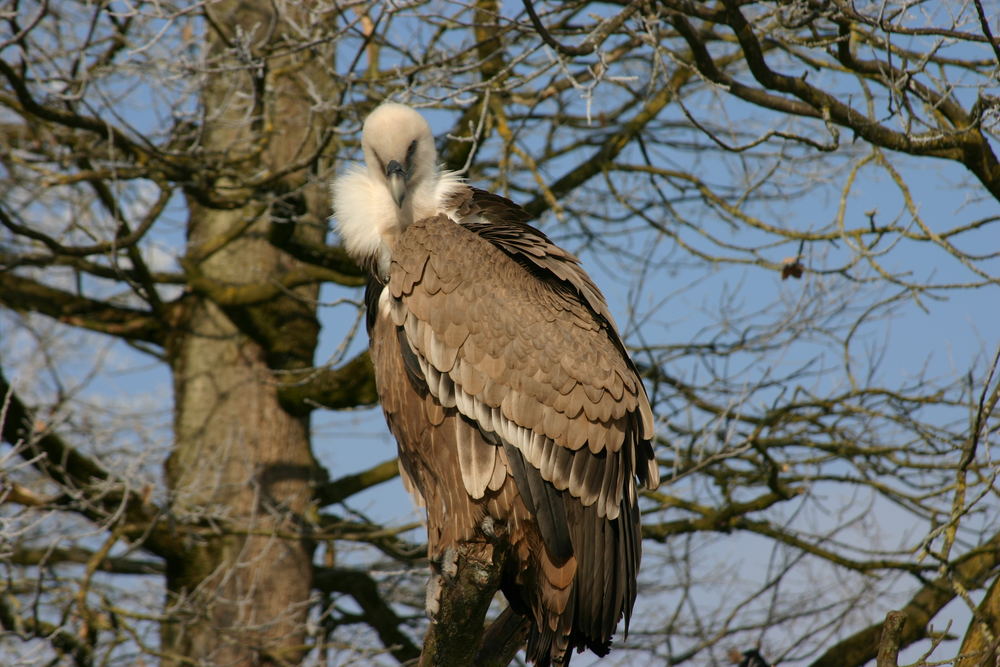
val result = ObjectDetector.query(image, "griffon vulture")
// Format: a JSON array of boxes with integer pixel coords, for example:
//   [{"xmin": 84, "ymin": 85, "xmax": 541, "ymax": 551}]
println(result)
[{"xmin": 332, "ymin": 102, "xmax": 659, "ymax": 665}]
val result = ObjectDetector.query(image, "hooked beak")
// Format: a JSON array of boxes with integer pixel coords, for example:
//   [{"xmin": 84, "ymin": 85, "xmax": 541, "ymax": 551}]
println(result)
[{"xmin": 386, "ymin": 160, "xmax": 407, "ymax": 208}]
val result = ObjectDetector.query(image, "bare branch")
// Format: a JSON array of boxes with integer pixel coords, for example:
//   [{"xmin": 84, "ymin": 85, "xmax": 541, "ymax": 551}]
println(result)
[
  {"xmin": 313, "ymin": 567, "xmax": 421, "ymax": 663},
  {"xmin": 0, "ymin": 272, "xmax": 166, "ymax": 345}
]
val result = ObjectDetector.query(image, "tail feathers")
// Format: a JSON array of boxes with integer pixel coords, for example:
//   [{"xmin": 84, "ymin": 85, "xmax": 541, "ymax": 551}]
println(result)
[
  {"xmin": 505, "ymin": 494, "xmax": 634, "ymax": 665},
  {"xmin": 525, "ymin": 625, "xmax": 568, "ymax": 667},
  {"xmin": 524, "ymin": 622, "xmax": 612, "ymax": 666}
]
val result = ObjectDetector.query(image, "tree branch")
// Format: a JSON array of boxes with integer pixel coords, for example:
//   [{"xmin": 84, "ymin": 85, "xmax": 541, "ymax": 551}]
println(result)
[
  {"xmin": 314, "ymin": 458, "xmax": 399, "ymax": 507},
  {"xmin": 185, "ymin": 264, "xmax": 349, "ymax": 307},
  {"xmin": 718, "ymin": 0, "xmax": 1000, "ymax": 199},
  {"xmin": 0, "ymin": 368, "xmax": 177, "ymax": 560},
  {"xmin": 313, "ymin": 566, "xmax": 421, "ymax": 664},
  {"xmin": 875, "ymin": 610, "xmax": 906, "ymax": 667},
  {"xmin": 418, "ymin": 540, "xmax": 509, "ymax": 667},
  {"xmin": 0, "ymin": 588, "xmax": 93, "ymax": 666},
  {"xmin": 522, "ymin": 0, "xmax": 641, "ymax": 57},
  {"xmin": 277, "ymin": 351, "xmax": 379, "ymax": 413},
  {"xmin": 809, "ymin": 532, "xmax": 1000, "ymax": 667},
  {"xmin": 266, "ymin": 230, "xmax": 366, "ymax": 286},
  {"xmin": 972, "ymin": 0, "xmax": 1000, "ymax": 65},
  {"xmin": 9, "ymin": 546, "xmax": 163, "ymax": 576},
  {"xmin": 0, "ymin": 272, "xmax": 167, "ymax": 345},
  {"xmin": 476, "ymin": 606, "xmax": 530, "ymax": 667},
  {"xmin": 522, "ymin": 74, "xmax": 685, "ymax": 218},
  {"xmin": 0, "ymin": 57, "xmax": 146, "ymax": 163},
  {"xmin": 0, "ymin": 186, "xmax": 169, "ymax": 259},
  {"xmin": 955, "ymin": 574, "xmax": 1000, "ymax": 667}
]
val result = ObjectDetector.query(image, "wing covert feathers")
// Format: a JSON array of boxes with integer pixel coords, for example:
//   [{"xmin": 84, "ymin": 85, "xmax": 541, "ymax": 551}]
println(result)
[{"xmin": 369, "ymin": 200, "xmax": 658, "ymax": 666}]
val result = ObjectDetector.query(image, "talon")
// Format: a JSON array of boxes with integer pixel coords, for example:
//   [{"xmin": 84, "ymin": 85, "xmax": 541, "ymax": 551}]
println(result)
[
  {"xmin": 425, "ymin": 574, "xmax": 442, "ymax": 618},
  {"xmin": 441, "ymin": 546, "xmax": 458, "ymax": 579}
]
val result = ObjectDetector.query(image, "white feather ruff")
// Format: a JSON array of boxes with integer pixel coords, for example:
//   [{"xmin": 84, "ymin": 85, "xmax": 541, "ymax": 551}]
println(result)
[
  {"xmin": 332, "ymin": 163, "xmax": 466, "ymax": 276},
  {"xmin": 331, "ymin": 164, "xmax": 399, "ymax": 275},
  {"xmin": 330, "ymin": 103, "xmax": 471, "ymax": 275}
]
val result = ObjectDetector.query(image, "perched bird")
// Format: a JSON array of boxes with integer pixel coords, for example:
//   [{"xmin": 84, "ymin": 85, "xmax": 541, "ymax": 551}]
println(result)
[{"xmin": 332, "ymin": 102, "xmax": 659, "ymax": 665}]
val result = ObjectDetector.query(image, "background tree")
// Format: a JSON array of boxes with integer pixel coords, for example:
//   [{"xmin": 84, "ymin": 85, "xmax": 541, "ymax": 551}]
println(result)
[{"xmin": 1, "ymin": 1, "xmax": 998, "ymax": 665}]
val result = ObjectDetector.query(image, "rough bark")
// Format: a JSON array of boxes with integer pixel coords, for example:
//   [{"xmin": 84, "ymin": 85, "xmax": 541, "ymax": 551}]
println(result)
[
  {"xmin": 160, "ymin": 1, "xmax": 336, "ymax": 663},
  {"xmin": 475, "ymin": 607, "xmax": 531, "ymax": 667},
  {"xmin": 956, "ymin": 574, "xmax": 1000, "ymax": 667},
  {"xmin": 875, "ymin": 611, "xmax": 906, "ymax": 667},
  {"xmin": 417, "ymin": 541, "xmax": 511, "ymax": 667},
  {"xmin": 163, "ymin": 289, "xmax": 318, "ymax": 665}
]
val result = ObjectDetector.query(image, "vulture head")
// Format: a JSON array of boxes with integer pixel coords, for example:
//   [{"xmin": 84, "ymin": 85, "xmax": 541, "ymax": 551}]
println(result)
[
  {"xmin": 361, "ymin": 103, "xmax": 439, "ymax": 209},
  {"xmin": 332, "ymin": 102, "xmax": 456, "ymax": 278}
]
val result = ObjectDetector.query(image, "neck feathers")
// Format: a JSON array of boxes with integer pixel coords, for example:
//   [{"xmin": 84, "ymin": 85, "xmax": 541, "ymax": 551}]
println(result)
[{"xmin": 332, "ymin": 166, "xmax": 464, "ymax": 279}]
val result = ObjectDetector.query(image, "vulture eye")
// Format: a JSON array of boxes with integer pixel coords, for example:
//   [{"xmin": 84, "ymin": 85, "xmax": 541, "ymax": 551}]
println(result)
[{"xmin": 405, "ymin": 139, "xmax": 417, "ymax": 167}]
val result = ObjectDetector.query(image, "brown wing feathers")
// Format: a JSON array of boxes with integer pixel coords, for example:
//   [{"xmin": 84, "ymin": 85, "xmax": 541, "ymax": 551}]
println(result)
[
  {"xmin": 371, "ymin": 190, "xmax": 656, "ymax": 664},
  {"xmin": 391, "ymin": 214, "xmax": 647, "ymax": 518},
  {"xmin": 503, "ymin": 440, "xmax": 574, "ymax": 563}
]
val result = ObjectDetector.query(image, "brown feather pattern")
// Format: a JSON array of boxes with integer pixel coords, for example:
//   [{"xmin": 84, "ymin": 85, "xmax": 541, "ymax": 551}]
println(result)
[{"xmin": 368, "ymin": 184, "xmax": 657, "ymax": 666}]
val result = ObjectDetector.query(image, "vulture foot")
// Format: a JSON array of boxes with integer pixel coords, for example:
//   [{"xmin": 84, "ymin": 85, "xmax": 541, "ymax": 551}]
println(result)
[
  {"xmin": 425, "ymin": 573, "xmax": 442, "ymax": 618},
  {"xmin": 440, "ymin": 545, "xmax": 459, "ymax": 579}
]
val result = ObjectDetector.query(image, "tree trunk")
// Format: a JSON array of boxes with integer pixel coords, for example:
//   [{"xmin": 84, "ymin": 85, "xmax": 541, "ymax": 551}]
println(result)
[
  {"xmin": 164, "ymin": 289, "xmax": 317, "ymax": 664},
  {"xmin": 161, "ymin": 1, "xmax": 336, "ymax": 663}
]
